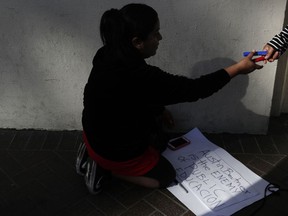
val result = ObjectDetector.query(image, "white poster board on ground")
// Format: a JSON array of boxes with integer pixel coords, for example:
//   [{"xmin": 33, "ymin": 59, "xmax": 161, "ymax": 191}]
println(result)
[{"xmin": 162, "ymin": 128, "xmax": 272, "ymax": 216}]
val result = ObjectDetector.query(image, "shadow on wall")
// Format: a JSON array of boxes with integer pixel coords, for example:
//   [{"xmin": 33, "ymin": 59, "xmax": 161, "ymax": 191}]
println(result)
[{"xmin": 168, "ymin": 57, "xmax": 269, "ymax": 134}]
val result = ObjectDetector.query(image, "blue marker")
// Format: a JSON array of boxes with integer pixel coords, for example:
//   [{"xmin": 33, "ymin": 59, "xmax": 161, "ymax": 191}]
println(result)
[{"xmin": 243, "ymin": 50, "xmax": 268, "ymax": 57}]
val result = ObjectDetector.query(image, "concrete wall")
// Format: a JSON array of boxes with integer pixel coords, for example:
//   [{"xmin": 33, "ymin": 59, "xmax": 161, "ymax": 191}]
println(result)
[{"xmin": 0, "ymin": 0, "xmax": 286, "ymax": 134}]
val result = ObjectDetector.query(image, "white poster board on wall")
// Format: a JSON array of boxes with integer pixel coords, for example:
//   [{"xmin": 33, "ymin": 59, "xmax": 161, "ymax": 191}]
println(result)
[{"xmin": 163, "ymin": 128, "xmax": 273, "ymax": 216}]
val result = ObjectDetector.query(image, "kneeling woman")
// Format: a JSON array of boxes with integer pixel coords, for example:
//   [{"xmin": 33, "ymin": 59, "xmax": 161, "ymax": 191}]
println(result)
[{"xmin": 76, "ymin": 3, "xmax": 262, "ymax": 194}]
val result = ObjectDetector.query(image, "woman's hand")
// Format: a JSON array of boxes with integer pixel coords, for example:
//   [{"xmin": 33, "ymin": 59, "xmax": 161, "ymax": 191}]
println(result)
[{"xmin": 224, "ymin": 50, "xmax": 264, "ymax": 78}]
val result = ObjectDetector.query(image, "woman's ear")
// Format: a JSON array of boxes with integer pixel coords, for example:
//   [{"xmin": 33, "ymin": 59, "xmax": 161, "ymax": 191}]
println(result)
[{"xmin": 132, "ymin": 37, "xmax": 144, "ymax": 50}]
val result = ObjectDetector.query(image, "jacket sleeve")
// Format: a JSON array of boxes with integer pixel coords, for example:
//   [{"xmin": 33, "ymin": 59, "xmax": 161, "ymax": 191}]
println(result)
[
  {"xmin": 139, "ymin": 65, "xmax": 231, "ymax": 106},
  {"xmin": 165, "ymin": 69, "xmax": 231, "ymax": 104}
]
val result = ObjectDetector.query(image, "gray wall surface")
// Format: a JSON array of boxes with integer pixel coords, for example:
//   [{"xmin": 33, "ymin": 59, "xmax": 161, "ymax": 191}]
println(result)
[{"xmin": 0, "ymin": 0, "xmax": 286, "ymax": 134}]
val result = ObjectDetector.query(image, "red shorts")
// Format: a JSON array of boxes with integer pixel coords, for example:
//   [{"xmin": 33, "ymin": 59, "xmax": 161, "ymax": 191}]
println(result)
[{"xmin": 83, "ymin": 132, "xmax": 160, "ymax": 176}]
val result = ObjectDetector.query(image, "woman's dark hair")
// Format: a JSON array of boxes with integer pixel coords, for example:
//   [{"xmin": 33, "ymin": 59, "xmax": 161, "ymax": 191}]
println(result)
[{"xmin": 100, "ymin": 3, "xmax": 158, "ymax": 59}]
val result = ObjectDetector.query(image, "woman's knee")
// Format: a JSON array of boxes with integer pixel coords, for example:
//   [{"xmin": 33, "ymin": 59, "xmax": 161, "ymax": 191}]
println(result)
[
  {"xmin": 113, "ymin": 174, "xmax": 160, "ymax": 188},
  {"xmin": 159, "ymin": 165, "xmax": 176, "ymax": 188},
  {"xmin": 144, "ymin": 157, "xmax": 176, "ymax": 188},
  {"xmin": 113, "ymin": 156, "xmax": 176, "ymax": 189}
]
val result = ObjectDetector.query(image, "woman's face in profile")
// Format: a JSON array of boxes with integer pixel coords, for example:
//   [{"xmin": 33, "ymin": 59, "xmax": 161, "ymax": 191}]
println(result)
[{"xmin": 138, "ymin": 20, "xmax": 162, "ymax": 59}]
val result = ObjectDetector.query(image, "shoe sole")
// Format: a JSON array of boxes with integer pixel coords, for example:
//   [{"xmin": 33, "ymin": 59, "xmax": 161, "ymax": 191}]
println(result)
[
  {"xmin": 85, "ymin": 160, "xmax": 103, "ymax": 195},
  {"xmin": 76, "ymin": 142, "xmax": 87, "ymax": 176}
]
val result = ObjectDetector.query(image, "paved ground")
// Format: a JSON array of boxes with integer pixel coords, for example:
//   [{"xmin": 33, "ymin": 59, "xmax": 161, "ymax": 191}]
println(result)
[{"xmin": 1, "ymin": 114, "xmax": 288, "ymax": 216}]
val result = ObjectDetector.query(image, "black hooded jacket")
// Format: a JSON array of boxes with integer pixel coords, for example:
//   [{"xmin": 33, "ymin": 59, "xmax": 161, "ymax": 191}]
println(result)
[{"xmin": 82, "ymin": 46, "xmax": 230, "ymax": 161}]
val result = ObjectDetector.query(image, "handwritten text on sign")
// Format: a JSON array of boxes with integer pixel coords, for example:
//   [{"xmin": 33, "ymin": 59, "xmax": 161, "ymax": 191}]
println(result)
[{"xmin": 175, "ymin": 149, "xmax": 259, "ymax": 211}]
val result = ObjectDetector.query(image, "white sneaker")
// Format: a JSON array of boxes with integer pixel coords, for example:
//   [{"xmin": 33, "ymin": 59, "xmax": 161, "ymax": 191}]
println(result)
[
  {"xmin": 75, "ymin": 142, "xmax": 89, "ymax": 176},
  {"xmin": 85, "ymin": 158, "xmax": 105, "ymax": 195}
]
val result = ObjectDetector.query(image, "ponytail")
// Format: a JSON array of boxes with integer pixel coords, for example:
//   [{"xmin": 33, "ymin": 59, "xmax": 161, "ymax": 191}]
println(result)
[{"xmin": 100, "ymin": 9, "xmax": 127, "ymax": 47}]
